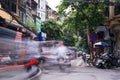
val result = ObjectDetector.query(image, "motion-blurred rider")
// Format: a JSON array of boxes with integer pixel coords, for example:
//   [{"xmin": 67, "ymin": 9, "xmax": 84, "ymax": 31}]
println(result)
[{"xmin": 57, "ymin": 41, "xmax": 68, "ymax": 61}]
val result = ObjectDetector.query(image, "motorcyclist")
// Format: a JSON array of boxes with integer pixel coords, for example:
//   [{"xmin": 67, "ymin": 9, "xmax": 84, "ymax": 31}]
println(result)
[{"xmin": 57, "ymin": 41, "xmax": 68, "ymax": 60}]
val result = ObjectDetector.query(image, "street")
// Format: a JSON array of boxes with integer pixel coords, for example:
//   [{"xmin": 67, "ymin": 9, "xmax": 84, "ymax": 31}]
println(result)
[
  {"xmin": 1, "ymin": 0, "xmax": 120, "ymax": 80},
  {"xmin": 0, "ymin": 62, "xmax": 120, "ymax": 80},
  {"xmin": 40, "ymin": 65, "xmax": 120, "ymax": 80},
  {"xmin": 0, "ymin": 66, "xmax": 26, "ymax": 80},
  {"xmin": 0, "ymin": 65, "xmax": 41, "ymax": 80}
]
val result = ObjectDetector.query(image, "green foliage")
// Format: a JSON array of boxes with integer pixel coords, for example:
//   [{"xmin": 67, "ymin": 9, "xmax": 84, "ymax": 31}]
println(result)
[
  {"xmin": 73, "ymin": 3, "xmax": 106, "ymax": 29},
  {"xmin": 57, "ymin": 1, "xmax": 107, "ymax": 48},
  {"xmin": 116, "ymin": 0, "xmax": 120, "ymax": 2},
  {"xmin": 26, "ymin": 16, "xmax": 37, "ymax": 32},
  {"xmin": 57, "ymin": 0, "xmax": 71, "ymax": 14},
  {"xmin": 41, "ymin": 19, "xmax": 63, "ymax": 40}
]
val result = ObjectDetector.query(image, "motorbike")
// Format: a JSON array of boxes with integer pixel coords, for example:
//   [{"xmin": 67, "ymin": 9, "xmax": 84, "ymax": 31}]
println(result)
[
  {"xmin": 81, "ymin": 53, "xmax": 92, "ymax": 66},
  {"xmin": 95, "ymin": 53, "xmax": 113, "ymax": 69},
  {"xmin": 57, "ymin": 57, "xmax": 71, "ymax": 71},
  {"xmin": 94, "ymin": 56, "xmax": 103, "ymax": 68},
  {"xmin": 102, "ymin": 53, "xmax": 112, "ymax": 69},
  {"xmin": 102, "ymin": 53, "xmax": 120, "ymax": 69},
  {"xmin": 57, "ymin": 57, "xmax": 65, "ymax": 70},
  {"xmin": 111, "ymin": 55, "xmax": 120, "ymax": 68}
]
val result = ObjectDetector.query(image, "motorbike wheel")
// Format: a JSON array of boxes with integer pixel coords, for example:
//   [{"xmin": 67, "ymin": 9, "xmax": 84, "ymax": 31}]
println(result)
[
  {"xmin": 86, "ymin": 58, "xmax": 92, "ymax": 66},
  {"xmin": 58, "ymin": 58, "xmax": 65, "ymax": 71},
  {"xmin": 96, "ymin": 63, "xmax": 103, "ymax": 68},
  {"xmin": 58, "ymin": 64, "xmax": 64, "ymax": 70},
  {"xmin": 67, "ymin": 63, "xmax": 71, "ymax": 67},
  {"xmin": 104, "ymin": 62, "xmax": 112, "ymax": 69}
]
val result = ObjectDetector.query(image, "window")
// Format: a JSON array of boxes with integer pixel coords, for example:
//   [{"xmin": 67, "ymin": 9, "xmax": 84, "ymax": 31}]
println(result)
[
  {"xmin": 41, "ymin": 13, "xmax": 43, "ymax": 17},
  {"xmin": 11, "ymin": 2, "xmax": 16, "ymax": 13},
  {"xmin": 38, "ymin": 0, "xmax": 40, "ymax": 4},
  {"xmin": 19, "ymin": 11, "xmax": 25, "ymax": 23},
  {"xmin": 41, "ymin": 7, "xmax": 43, "ymax": 9},
  {"xmin": 38, "ymin": 13, "xmax": 40, "ymax": 17},
  {"xmin": 38, "ymin": 5, "xmax": 40, "ymax": 8},
  {"xmin": 38, "ymin": 0, "xmax": 40, "ymax": 8},
  {"xmin": 2, "ymin": 0, "xmax": 16, "ymax": 13}
]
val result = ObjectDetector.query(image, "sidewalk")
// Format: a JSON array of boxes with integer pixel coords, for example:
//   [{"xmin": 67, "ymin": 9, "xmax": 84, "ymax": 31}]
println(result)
[{"xmin": 71, "ymin": 56, "xmax": 89, "ymax": 67}]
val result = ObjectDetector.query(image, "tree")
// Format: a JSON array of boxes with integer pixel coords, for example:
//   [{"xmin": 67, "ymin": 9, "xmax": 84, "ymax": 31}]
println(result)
[
  {"xmin": 61, "ymin": 13, "xmax": 82, "ymax": 46},
  {"xmin": 57, "ymin": 0, "xmax": 107, "ymax": 50},
  {"xmin": 41, "ymin": 19, "xmax": 63, "ymax": 40}
]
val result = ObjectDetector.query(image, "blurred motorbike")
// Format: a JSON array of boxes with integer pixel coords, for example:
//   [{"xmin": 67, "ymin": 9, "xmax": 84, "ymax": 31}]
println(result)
[
  {"xmin": 57, "ymin": 57, "xmax": 71, "ymax": 71},
  {"xmin": 57, "ymin": 57, "xmax": 65, "ymax": 70}
]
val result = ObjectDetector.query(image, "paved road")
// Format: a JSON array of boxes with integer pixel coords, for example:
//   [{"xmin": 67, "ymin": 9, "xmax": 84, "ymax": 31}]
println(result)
[
  {"xmin": 0, "ymin": 66, "xmax": 26, "ymax": 80},
  {"xmin": 0, "ymin": 65, "xmax": 41, "ymax": 80},
  {"xmin": 0, "ymin": 64, "xmax": 120, "ymax": 80},
  {"xmin": 40, "ymin": 65, "xmax": 120, "ymax": 80}
]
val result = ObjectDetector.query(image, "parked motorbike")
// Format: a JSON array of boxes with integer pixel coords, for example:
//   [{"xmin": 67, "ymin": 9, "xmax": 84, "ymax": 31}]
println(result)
[
  {"xmin": 95, "ymin": 53, "xmax": 115, "ymax": 69},
  {"xmin": 94, "ymin": 57, "xmax": 103, "ymax": 68},
  {"xmin": 81, "ymin": 53, "xmax": 92, "ymax": 66},
  {"xmin": 111, "ymin": 56, "xmax": 120, "ymax": 68},
  {"xmin": 102, "ymin": 53, "xmax": 112, "ymax": 69}
]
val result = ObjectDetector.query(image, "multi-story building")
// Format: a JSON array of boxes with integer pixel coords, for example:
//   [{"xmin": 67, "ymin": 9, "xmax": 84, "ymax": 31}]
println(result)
[
  {"xmin": 105, "ymin": 2, "xmax": 120, "ymax": 56},
  {"xmin": 46, "ymin": 5, "xmax": 58, "ymax": 20},
  {"xmin": 37, "ymin": 0, "xmax": 46, "ymax": 21},
  {"xmin": 0, "ymin": 0, "xmax": 39, "ymax": 40}
]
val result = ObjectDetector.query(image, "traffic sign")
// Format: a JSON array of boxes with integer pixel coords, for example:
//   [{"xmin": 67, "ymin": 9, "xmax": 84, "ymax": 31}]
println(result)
[{"xmin": 90, "ymin": 33, "xmax": 98, "ymax": 42}]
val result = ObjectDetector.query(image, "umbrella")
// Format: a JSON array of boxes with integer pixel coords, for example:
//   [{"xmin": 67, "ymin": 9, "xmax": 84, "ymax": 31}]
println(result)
[{"xmin": 94, "ymin": 42, "xmax": 109, "ymax": 47}]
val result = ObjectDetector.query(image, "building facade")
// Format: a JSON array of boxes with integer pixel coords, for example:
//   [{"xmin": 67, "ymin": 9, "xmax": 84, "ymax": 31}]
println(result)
[
  {"xmin": 37, "ymin": 0, "xmax": 46, "ymax": 21},
  {"xmin": 105, "ymin": 14, "xmax": 120, "ymax": 56},
  {"xmin": 0, "ymin": 0, "xmax": 39, "ymax": 40},
  {"xmin": 104, "ymin": 0, "xmax": 120, "ymax": 56},
  {"xmin": 46, "ymin": 5, "xmax": 58, "ymax": 20}
]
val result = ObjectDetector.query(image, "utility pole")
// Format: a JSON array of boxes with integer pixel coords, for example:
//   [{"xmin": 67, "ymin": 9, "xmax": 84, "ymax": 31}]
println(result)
[
  {"xmin": 109, "ymin": 0, "xmax": 115, "ymax": 19},
  {"xmin": 16, "ymin": 0, "xmax": 18, "ymax": 15}
]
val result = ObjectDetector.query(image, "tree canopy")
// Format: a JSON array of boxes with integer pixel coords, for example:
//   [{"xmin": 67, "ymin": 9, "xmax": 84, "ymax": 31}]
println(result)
[
  {"xmin": 57, "ymin": 0, "xmax": 107, "ymax": 49},
  {"xmin": 41, "ymin": 19, "xmax": 63, "ymax": 40}
]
